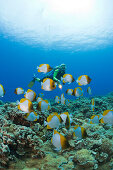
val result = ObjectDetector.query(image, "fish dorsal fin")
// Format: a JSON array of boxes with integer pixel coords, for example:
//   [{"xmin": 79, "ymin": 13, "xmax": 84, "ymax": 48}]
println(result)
[
  {"xmin": 91, "ymin": 115, "xmax": 96, "ymax": 119},
  {"xmin": 74, "ymin": 125, "xmax": 79, "ymax": 130},
  {"xmin": 47, "ymin": 112, "xmax": 58, "ymax": 122},
  {"xmin": 27, "ymin": 89, "xmax": 32, "ymax": 93},
  {"xmin": 20, "ymin": 98, "xmax": 26, "ymax": 103},
  {"xmin": 103, "ymin": 110, "xmax": 111, "ymax": 116},
  {"xmin": 78, "ymin": 76, "xmax": 82, "ymax": 81},
  {"xmin": 78, "ymin": 87, "xmax": 82, "ymax": 91},
  {"xmin": 24, "ymin": 113, "xmax": 30, "ymax": 119},
  {"xmin": 43, "ymin": 78, "xmax": 49, "ymax": 83},
  {"xmin": 44, "ymin": 99, "xmax": 49, "ymax": 103},
  {"xmin": 47, "ymin": 114, "xmax": 54, "ymax": 122},
  {"xmin": 63, "ymin": 74, "xmax": 67, "ymax": 78},
  {"xmin": 63, "ymin": 112, "xmax": 69, "ymax": 116}
]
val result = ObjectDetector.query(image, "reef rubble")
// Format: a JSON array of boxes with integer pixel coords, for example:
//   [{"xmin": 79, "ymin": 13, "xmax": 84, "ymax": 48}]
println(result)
[{"xmin": 0, "ymin": 93, "xmax": 113, "ymax": 170}]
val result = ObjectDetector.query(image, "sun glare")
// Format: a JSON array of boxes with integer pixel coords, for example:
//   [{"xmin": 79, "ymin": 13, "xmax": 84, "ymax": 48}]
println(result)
[
  {"xmin": 0, "ymin": 0, "xmax": 113, "ymax": 51},
  {"xmin": 50, "ymin": 0, "xmax": 94, "ymax": 14}
]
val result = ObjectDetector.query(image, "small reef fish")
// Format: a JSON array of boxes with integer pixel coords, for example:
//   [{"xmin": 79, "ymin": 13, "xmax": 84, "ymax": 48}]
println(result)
[
  {"xmin": 91, "ymin": 98, "xmax": 95, "ymax": 111},
  {"xmin": 76, "ymin": 75, "xmax": 91, "ymax": 86},
  {"xmin": 24, "ymin": 89, "xmax": 36, "ymax": 102},
  {"xmin": 18, "ymin": 98, "xmax": 33, "ymax": 113},
  {"xmin": 61, "ymin": 93, "xmax": 65, "ymax": 104},
  {"xmin": 24, "ymin": 111, "xmax": 39, "ymax": 121},
  {"xmin": 51, "ymin": 130, "xmax": 68, "ymax": 151},
  {"xmin": 0, "ymin": 84, "xmax": 5, "ymax": 97},
  {"xmin": 100, "ymin": 110, "xmax": 113, "ymax": 125},
  {"xmin": 73, "ymin": 125, "xmax": 86, "ymax": 139},
  {"xmin": 61, "ymin": 74, "xmax": 74, "ymax": 84},
  {"xmin": 66, "ymin": 89, "xmax": 73, "ymax": 95},
  {"xmin": 36, "ymin": 97, "xmax": 43, "ymax": 103},
  {"xmin": 41, "ymin": 78, "xmax": 56, "ymax": 91},
  {"xmin": 37, "ymin": 99, "xmax": 50, "ymax": 112},
  {"xmin": 89, "ymin": 115, "xmax": 100, "ymax": 124},
  {"xmin": 60, "ymin": 112, "xmax": 70, "ymax": 129},
  {"xmin": 37, "ymin": 64, "xmax": 52, "ymax": 73},
  {"xmin": 44, "ymin": 112, "xmax": 62, "ymax": 129},
  {"xmin": 73, "ymin": 87, "xmax": 83, "ymax": 97},
  {"xmin": 14, "ymin": 87, "xmax": 24, "ymax": 95},
  {"xmin": 55, "ymin": 96, "xmax": 60, "ymax": 104},
  {"xmin": 38, "ymin": 93, "xmax": 44, "ymax": 97},
  {"xmin": 87, "ymin": 87, "xmax": 92, "ymax": 95}
]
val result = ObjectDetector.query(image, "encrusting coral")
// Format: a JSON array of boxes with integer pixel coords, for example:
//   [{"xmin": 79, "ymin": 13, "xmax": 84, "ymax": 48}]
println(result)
[{"xmin": 0, "ymin": 93, "xmax": 113, "ymax": 169}]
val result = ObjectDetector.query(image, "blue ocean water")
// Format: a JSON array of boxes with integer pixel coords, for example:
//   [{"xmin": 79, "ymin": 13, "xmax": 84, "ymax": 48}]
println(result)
[{"xmin": 0, "ymin": 34, "xmax": 113, "ymax": 102}]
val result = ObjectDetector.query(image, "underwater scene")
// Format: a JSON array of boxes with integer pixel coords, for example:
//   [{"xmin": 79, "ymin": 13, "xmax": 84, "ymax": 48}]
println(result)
[{"xmin": 0, "ymin": 0, "xmax": 113, "ymax": 170}]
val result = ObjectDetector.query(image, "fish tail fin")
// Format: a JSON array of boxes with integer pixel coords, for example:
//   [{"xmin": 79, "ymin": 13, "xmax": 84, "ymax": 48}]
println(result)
[
  {"xmin": 61, "ymin": 77, "xmax": 63, "ymax": 81},
  {"xmin": 99, "ymin": 114, "xmax": 103, "ymax": 120},
  {"xmin": 44, "ymin": 121, "xmax": 47, "ymax": 127},
  {"xmin": 16, "ymin": 100, "xmax": 20, "ymax": 105},
  {"xmin": 37, "ymin": 115, "xmax": 39, "ymax": 120}
]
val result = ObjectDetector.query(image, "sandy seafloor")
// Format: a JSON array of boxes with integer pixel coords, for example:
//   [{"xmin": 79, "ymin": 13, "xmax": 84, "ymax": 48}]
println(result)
[{"xmin": 0, "ymin": 92, "xmax": 113, "ymax": 170}]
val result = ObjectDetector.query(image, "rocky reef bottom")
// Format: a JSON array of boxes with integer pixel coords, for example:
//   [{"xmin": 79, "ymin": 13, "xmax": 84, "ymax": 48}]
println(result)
[{"xmin": 0, "ymin": 92, "xmax": 113, "ymax": 170}]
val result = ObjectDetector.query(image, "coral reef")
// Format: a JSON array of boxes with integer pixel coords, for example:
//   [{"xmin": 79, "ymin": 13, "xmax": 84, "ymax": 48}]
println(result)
[{"xmin": 0, "ymin": 93, "xmax": 113, "ymax": 169}]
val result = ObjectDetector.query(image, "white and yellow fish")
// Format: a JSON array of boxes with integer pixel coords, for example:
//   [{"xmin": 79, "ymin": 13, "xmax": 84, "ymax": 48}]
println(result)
[
  {"xmin": 55, "ymin": 96, "xmax": 60, "ymax": 104},
  {"xmin": 24, "ymin": 111, "xmax": 39, "ymax": 121},
  {"xmin": 41, "ymin": 78, "xmax": 56, "ymax": 91},
  {"xmin": 100, "ymin": 110, "xmax": 113, "ymax": 125},
  {"xmin": 51, "ymin": 130, "xmax": 68, "ymax": 151},
  {"xmin": 37, "ymin": 99, "xmax": 50, "ymax": 112},
  {"xmin": 61, "ymin": 93, "xmax": 65, "ymax": 105},
  {"xmin": 60, "ymin": 112, "xmax": 70, "ymax": 129},
  {"xmin": 37, "ymin": 64, "xmax": 52, "ymax": 73},
  {"xmin": 24, "ymin": 89, "xmax": 36, "ymax": 102},
  {"xmin": 73, "ymin": 87, "xmax": 83, "ymax": 97},
  {"xmin": 61, "ymin": 74, "xmax": 74, "ymax": 84},
  {"xmin": 73, "ymin": 125, "xmax": 86, "ymax": 139},
  {"xmin": 89, "ymin": 115, "xmax": 100, "ymax": 124},
  {"xmin": 14, "ymin": 87, "xmax": 24, "ymax": 95},
  {"xmin": 66, "ymin": 89, "xmax": 73, "ymax": 95},
  {"xmin": 18, "ymin": 98, "xmax": 33, "ymax": 113},
  {"xmin": 44, "ymin": 112, "xmax": 62, "ymax": 129},
  {"xmin": 0, "ymin": 84, "xmax": 5, "ymax": 97},
  {"xmin": 91, "ymin": 98, "xmax": 95, "ymax": 111},
  {"xmin": 76, "ymin": 75, "xmax": 91, "ymax": 86}
]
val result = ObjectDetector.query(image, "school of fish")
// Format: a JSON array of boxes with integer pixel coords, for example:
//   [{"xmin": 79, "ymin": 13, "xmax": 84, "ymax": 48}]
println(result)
[{"xmin": 0, "ymin": 64, "xmax": 113, "ymax": 151}]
